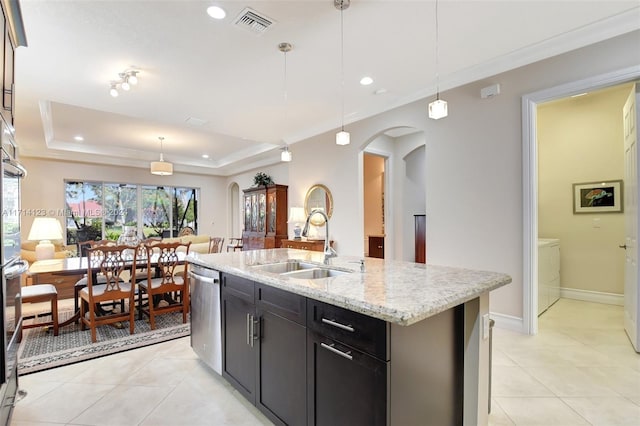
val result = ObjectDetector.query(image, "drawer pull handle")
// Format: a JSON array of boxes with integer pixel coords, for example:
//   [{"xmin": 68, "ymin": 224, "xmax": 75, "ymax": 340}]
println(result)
[
  {"xmin": 321, "ymin": 342, "xmax": 353, "ymax": 361},
  {"xmin": 246, "ymin": 313, "xmax": 251, "ymax": 346},
  {"xmin": 321, "ymin": 317, "xmax": 355, "ymax": 332}
]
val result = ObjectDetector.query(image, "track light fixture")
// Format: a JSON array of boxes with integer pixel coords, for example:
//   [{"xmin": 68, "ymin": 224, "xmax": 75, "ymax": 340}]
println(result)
[
  {"xmin": 109, "ymin": 83, "xmax": 119, "ymax": 98},
  {"xmin": 108, "ymin": 69, "xmax": 140, "ymax": 97}
]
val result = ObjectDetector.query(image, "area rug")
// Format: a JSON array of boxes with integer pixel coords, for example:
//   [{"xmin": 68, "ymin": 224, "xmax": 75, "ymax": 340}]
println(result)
[{"xmin": 17, "ymin": 309, "xmax": 190, "ymax": 375}]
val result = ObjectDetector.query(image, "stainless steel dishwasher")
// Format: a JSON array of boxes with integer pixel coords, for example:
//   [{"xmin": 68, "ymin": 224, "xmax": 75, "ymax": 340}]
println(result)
[{"xmin": 189, "ymin": 263, "xmax": 222, "ymax": 375}]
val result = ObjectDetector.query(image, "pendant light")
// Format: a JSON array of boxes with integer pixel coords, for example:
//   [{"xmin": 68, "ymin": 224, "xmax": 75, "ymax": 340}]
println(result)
[
  {"xmin": 150, "ymin": 136, "xmax": 173, "ymax": 175},
  {"xmin": 335, "ymin": 0, "xmax": 350, "ymax": 145},
  {"xmin": 279, "ymin": 42, "xmax": 293, "ymax": 162},
  {"xmin": 428, "ymin": 0, "xmax": 448, "ymax": 120}
]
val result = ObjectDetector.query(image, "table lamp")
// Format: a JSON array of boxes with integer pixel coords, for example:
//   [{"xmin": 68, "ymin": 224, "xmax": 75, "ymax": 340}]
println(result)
[
  {"xmin": 288, "ymin": 207, "xmax": 306, "ymax": 240},
  {"xmin": 27, "ymin": 217, "xmax": 63, "ymax": 260}
]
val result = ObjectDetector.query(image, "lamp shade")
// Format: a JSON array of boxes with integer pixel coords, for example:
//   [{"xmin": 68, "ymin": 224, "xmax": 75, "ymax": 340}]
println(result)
[
  {"xmin": 288, "ymin": 207, "xmax": 306, "ymax": 224},
  {"xmin": 28, "ymin": 217, "xmax": 63, "ymax": 241},
  {"xmin": 28, "ymin": 218, "xmax": 63, "ymax": 260},
  {"xmin": 150, "ymin": 160, "xmax": 173, "ymax": 176}
]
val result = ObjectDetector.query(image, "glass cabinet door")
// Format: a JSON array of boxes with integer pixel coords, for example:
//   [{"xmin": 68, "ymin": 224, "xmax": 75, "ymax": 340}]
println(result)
[
  {"xmin": 244, "ymin": 194, "xmax": 251, "ymax": 231},
  {"xmin": 268, "ymin": 191, "xmax": 276, "ymax": 233},
  {"xmin": 251, "ymin": 194, "xmax": 258, "ymax": 231},
  {"xmin": 258, "ymin": 192, "xmax": 266, "ymax": 232}
]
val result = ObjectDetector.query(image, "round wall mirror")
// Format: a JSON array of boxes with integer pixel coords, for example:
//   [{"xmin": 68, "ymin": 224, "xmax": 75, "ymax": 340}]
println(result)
[{"xmin": 304, "ymin": 184, "xmax": 333, "ymax": 226}]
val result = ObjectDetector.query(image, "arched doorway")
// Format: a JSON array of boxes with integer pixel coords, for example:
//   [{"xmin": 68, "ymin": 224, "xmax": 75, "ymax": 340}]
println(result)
[{"xmin": 360, "ymin": 127, "xmax": 425, "ymax": 261}]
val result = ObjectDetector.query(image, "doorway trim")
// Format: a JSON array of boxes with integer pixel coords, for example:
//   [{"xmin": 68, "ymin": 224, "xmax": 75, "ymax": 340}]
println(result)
[{"xmin": 522, "ymin": 65, "xmax": 640, "ymax": 335}]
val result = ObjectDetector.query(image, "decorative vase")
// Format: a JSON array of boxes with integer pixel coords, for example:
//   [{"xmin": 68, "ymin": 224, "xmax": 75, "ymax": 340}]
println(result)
[{"xmin": 117, "ymin": 226, "xmax": 140, "ymax": 246}]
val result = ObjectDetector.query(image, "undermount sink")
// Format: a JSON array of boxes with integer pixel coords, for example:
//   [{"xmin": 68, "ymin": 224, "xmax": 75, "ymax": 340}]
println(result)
[
  {"xmin": 250, "ymin": 260, "xmax": 318, "ymax": 274},
  {"xmin": 250, "ymin": 260, "xmax": 352, "ymax": 280},
  {"xmin": 281, "ymin": 267, "xmax": 350, "ymax": 279}
]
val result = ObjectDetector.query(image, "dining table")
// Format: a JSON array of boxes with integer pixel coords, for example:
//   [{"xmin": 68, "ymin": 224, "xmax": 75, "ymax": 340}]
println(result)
[{"xmin": 27, "ymin": 251, "xmax": 188, "ymax": 328}]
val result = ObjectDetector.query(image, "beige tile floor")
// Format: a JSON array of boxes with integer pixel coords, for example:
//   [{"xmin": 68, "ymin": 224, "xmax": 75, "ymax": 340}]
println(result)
[
  {"xmin": 489, "ymin": 298, "xmax": 640, "ymax": 426},
  {"xmin": 10, "ymin": 298, "xmax": 640, "ymax": 425}
]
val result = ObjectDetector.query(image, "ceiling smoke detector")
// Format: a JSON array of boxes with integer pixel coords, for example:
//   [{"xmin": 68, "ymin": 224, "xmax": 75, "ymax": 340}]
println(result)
[{"xmin": 234, "ymin": 7, "xmax": 275, "ymax": 34}]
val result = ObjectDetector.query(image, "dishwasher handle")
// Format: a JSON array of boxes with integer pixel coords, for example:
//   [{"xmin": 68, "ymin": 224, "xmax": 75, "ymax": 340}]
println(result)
[{"xmin": 189, "ymin": 271, "xmax": 219, "ymax": 284}]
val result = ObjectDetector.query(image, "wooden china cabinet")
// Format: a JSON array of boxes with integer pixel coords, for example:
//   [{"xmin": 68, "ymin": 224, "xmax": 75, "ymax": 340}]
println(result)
[{"xmin": 242, "ymin": 184, "xmax": 288, "ymax": 250}]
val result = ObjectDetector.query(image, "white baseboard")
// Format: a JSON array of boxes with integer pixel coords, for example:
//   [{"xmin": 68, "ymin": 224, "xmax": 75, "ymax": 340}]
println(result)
[
  {"xmin": 489, "ymin": 311, "xmax": 524, "ymax": 333},
  {"xmin": 560, "ymin": 287, "xmax": 624, "ymax": 306}
]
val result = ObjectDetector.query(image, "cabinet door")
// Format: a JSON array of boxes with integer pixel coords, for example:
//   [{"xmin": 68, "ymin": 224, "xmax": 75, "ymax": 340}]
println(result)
[
  {"xmin": 257, "ymin": 310, "xmax": 307, "ymax": 426},
  {"xmin": 307, "ymin": 330, "xmax": 387, "ymax": 426},
  {"xmin": 258, "ymin": 192, "xmax": 266, "ymax": 233},
  {"xmin": 368, "ymin": 236, "xmax": 384, "ymax": 259},
  {"xmin": 267, "ymin": 190, "xmax": 277, "ymax": 234},
  {"xmin": 222, "ymin": 275, "xmax": 257, "ymax": 403},
  {"xmin": 244, "ymin": 194, "xmax": 251, "ymax": 232}
]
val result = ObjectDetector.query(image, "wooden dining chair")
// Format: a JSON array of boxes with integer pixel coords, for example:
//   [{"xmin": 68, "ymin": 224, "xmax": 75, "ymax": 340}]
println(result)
[
  {"xmin": 74, "ymin": 239, "xmax": 119, "ymax": 316},
  {"xmin": 137, "ymin": 241, "xmax": 191, "ymax": 329},
  {"xmin": 79, "ymin": 244, "xmax": 138, "ymax": 342},
  {"xmin": 208, "ymin": 237, "xmax": 225, "ymax": 253}
]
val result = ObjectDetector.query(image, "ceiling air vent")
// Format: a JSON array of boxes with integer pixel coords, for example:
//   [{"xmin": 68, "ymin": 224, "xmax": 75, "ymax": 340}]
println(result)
[{"xmin": 234, "ymin": 7, "xmax": 275, "ymax": 34}]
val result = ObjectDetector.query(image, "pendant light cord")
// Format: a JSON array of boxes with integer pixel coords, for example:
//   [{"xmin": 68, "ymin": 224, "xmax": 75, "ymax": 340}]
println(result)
[
  {"xmin": 435, "ymin": 0, "xmax": 440, "ymax": 100},
  {"xmin": 340, "ymin": 4, "xmax": 345, "ymax": 132}
]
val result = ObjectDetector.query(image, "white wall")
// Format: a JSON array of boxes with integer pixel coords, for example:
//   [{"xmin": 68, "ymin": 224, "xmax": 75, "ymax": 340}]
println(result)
[
  {"xmin": 402, "ymin": 144, "xmax": 426, "ymax": 262},
  {"xmin": 20, "ymin": 157, "xmax": 227, "ymax": 241},
  {"xmin": 538, "ymin": 85, "xmax": 628, "ymax": 294},
  {"xmin": 279, "ymin": 31, "xmax": 640, "ymax": 321}
]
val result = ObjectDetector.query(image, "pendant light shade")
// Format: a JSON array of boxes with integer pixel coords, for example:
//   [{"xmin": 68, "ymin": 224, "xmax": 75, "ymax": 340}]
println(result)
[
  {"xmin": 150, "ymin": 136, "xmax": 173, "ymax": 176},
  {"xmin": 336, "ymin": 130, "xmax": 350, "ymax": 145},
  {"xmin": 281, "ymin": 145, "xmax": 292, "ymax": 162},
  {"xmin": 428, "ymin": 98, "xmax": 448, "ymax": 120}
]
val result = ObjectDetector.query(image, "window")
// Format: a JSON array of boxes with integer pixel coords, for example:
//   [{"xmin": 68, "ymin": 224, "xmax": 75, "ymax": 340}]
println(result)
[{"xmin": 65, "ymin": 181, "xmax": 199, "ymax": 245}]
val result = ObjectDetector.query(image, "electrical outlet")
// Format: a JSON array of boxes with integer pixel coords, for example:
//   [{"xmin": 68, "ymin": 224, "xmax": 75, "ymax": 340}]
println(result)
[{"xmin": 482, "ymin": 314, "xmax": 490, "ymax": 340}]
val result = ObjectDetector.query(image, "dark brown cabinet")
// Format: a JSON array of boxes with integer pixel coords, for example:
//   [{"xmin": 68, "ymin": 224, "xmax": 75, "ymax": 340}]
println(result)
[
  {"xmin": 368, "ymin": 236, "xmax": 384, "ymax": 259},
  {"xmin": 306, "ymin": 299, "xmax": 388, "ymax": 426},
  {"xmin": 415, "ymin": 214, "xmax": 426, "ymax": 263},
  {"xmin": 222, "ymin": 273, "xmax": 307, "ymax": 426},
  {"xmin": 243, "ymin": 184, "xmax": 288, "ymax": 251},
  {"xmin": 221, "ymin": 274, "xmax": 257, "ymax": 403},
  {"xmin": 256, "ymin": 284, "xmax": 307, "ymax": 426},
  {"xmin": 220, "ymin": 273, "xmax": 464, "ymax": 426}
]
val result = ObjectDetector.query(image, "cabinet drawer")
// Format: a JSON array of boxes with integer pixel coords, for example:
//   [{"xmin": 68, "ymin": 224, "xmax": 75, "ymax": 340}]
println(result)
[
  {"xmin": 221, "ymin": 273, "xmax": 254, "ymax": 303},
  {"xmin": 256, "ymin": 284, "xmax": 306, "ymax": 326},
  {"xmin": 307, "ymin": 299, "xmax": 388, "ymax": 361},
  {"xmin": 307, "ymin": 329, "xmax": 387, "ymax": 426}
]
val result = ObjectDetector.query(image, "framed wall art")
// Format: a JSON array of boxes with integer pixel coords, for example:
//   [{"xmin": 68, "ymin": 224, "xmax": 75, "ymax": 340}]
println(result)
[{"xmin": 572, "ymin": 179, "xmax": 623, "ymax": 214}]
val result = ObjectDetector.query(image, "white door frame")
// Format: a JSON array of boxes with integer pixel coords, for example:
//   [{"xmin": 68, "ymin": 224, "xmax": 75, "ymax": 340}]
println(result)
[{"xmin": 522, "ymin": 65, "xmax": 640, "ymax": 335}]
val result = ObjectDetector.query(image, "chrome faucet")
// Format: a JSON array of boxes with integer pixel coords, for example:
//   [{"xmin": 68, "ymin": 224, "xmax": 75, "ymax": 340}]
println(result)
[{"xmin": 302, "ymin": 209, "xmax": 336, "ymax": 264}]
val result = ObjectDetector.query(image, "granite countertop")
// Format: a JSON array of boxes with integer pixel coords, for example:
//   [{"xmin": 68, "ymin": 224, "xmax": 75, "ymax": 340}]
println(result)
[{"xmin": 187, "ymin": 248, "xmax": 511, "ymax": 326}]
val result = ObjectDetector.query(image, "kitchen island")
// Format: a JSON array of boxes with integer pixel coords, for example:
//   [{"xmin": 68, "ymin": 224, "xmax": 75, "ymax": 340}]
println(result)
[{"xmin": 187, "ymin": 248, "xmax": 511, "ymax": 426}]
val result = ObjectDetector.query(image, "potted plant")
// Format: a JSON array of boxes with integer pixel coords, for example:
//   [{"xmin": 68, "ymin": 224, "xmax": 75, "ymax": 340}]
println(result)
[{"xmin": 253, "ymin": 172, "xmax": 274, "ymax": 187}]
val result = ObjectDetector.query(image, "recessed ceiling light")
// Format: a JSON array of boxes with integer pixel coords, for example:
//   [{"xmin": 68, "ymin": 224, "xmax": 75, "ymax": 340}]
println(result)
[
  {"xmin": 74, "ymin": 135, "xmax": 84, "ymax": 142},
  {"xmin": 360, "ymin": 76, "xmax": 373, "ymax": 86},
  {"xmin": 207, "ymin": 5, "xmax": 226, "ymax": 19},
  {"xmin": 202, "ymin": 154, "xmax": 209, "ymax": 159}
]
